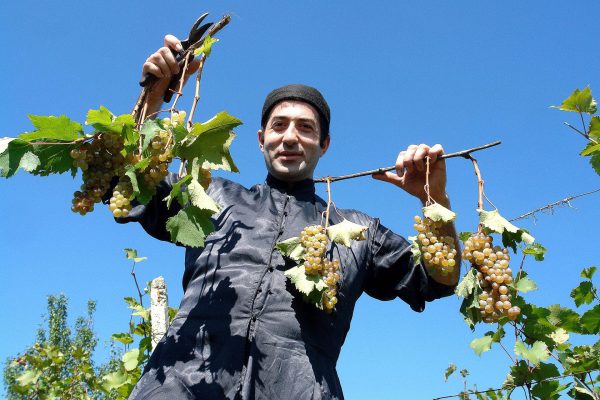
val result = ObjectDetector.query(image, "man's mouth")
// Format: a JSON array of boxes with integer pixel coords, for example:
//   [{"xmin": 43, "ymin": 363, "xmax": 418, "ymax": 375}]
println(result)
[{"xmin": 277, "ymin": 151, "xmax": 303, "ymax": 161}]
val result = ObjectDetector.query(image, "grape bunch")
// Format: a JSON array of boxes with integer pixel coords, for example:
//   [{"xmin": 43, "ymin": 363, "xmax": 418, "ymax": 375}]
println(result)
[
  {"xmin": 413, "ymin": 215, "xmax": 458, "ymax": 275},
  {"xmin": 300, "ymin": 225, "xmax": 342, "ymax": 313},
  {"xmin": 463, "ymin": 232, "xmax": 520, "ymax": 322},
  {"xmin": 70, "ymin": 132, "xmax": 125, "ymax": 215},
  {"xmin": 108, "ymin": 178, "xmax": 133, "ymax": 218}
]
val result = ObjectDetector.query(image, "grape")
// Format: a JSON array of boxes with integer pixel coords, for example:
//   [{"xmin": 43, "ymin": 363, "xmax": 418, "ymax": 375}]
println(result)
[
  {"xmin": 466, "ymin": 232, "xmax": 520, "ymax": 323},
  {"xmin": 413, "ymin": 215, "xmax": 457, "ymax": 275}
]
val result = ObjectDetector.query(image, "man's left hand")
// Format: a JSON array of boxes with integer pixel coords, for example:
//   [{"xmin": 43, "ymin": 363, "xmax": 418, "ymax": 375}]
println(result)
[{"xmin": 372, "ymin": 144, "xmax": 447, "ymax": 204}]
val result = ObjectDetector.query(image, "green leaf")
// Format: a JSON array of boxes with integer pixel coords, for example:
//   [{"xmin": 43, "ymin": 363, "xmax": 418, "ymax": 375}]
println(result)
[
  {"xmin": 124, "ymin": 167, "xmax": 154, "ymax": 205},
  {"xmin": 164, "ymin": 174, "xmax": 192, "ymax": 208},
  {"xmin": 15, "ymin": 370, "xmax": 41, "ymax": 386},
  {"xmin": 531, "ymin": 380, "xmax": 563, "ymax": 400},
  {"xmin": 28, "ymin": 142, "xmax": 78, "ymax": 176},
  {"xmin": 284, "ymin": 264, "xmax": 328, "ymax": 298},
  {"xmin": 188, "ymin": 178, "xmax": 220, "ymax": 213},
  {"xmin": 552, "ymin": 86, "xmax": 598, "ymax": 115},
  {"xmin": 571, "ymin": 281, "xmax": 595, "ymax": 307},
  {"xmin": 0, "ymin": 138, "xmax": 41, "ymax": 177},
  {"xmin": 275, "ymin": 237, "xmax": 305, "ymax": 261},
  {"xmin": 478, "ymin": 209, "xmax": 534, "ymax": 248},
  {"xmin": 444, "ymin": 363, "xmax": 457, "ymax": 381},
  {"xmin": 581, "ymin": 266, "xmax": 597, "ymax": 280},
  {"xmin": 590, "ymin": 153, "xmax": 600, "ymax": 176},
  {"xmin": 140, "ymin": 119, "xmax": 161, "ymax": 153},
  {"xmin": 455, "ymin": 268, "xmax": 479, "ymax": 298},
  {"xmin": 523, "ymin": 243, "xmax": 547, "ymax": 261},
  {"xmin": 123, "ymin": 296, "xmax": 140, "ymax": 309},
  {"xmin": 193, "ymin": 35, "xmax": 218, "ymax": 57},
  {"xmin": 102, "ymin": 370, "xmax": 129, "ymax": 391},
  {"xmin": 514, "ymin": 276, "xmax": 538, "ymax": 293},
  {"xmin": 326, "ymin": 219, "xmax": 368, "ymax": 246},
  {"xmin": 459, "ymin": 232, "xmax": 473, "ymax": 242},
  {"xmin": 581, "ymin": 142, "xmax": 600, "ymax": 156},
  {"xmin": 124, "ymin": 248, "xmax": 147, "ymax": 263},
  {"xmin": 122, "ymin": 349, "xmax": 140, "ymax": 371},
  {"xmin": 166, "ymin": 206, "xmax": 215, "ymax": 247},
  {"xmin": 548, "ymin": 328, "xmax": 569, "ymax": 345},
  {"xmin": 514, "ymin": 340, "xmax": 550, "ymax": 365},
  {"xmin": 19, "ymin": 115, "xmax": 84, "ymax": 142},
  {"xmin": 548, "ymin": 305, "xmax": 582, "ymax": 333},
  {"xmin": 422, "ymin": 203, "xmax": 456, "ymax": 223},
  {"xmin": 111, "ymin": 332, "xmax": 134, "ymax": 345},
  {"xmin": 580, "ymin": 305, "xmax": 600, "ymax": 334},
  {"xmin": 456, "ymin": 269, "xmax": 483, "ymax": 329},
  {"xmin": 408, "ymin": 236, "xmax": 421, "ymax": 266},
  {"xmin": 470, "ymin": 335, "xmax": 494, "ymax": 356},
  {"xmin": 177, "ymin": 111, "xmax": 242, "ymax": 172},
  {"xmin": 589, "ymin": 116, "xmax": 600, "ymax": 137}
]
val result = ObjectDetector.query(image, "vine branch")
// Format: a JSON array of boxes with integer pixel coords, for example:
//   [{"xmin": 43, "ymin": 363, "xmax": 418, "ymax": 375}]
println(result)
[
  {"xmin": 314, "ymin": 141, "xmax": 501, "ymax": 183},
  {"xmin": 510, "ymin": 187, "xmax": 600, "ymax": 222}
]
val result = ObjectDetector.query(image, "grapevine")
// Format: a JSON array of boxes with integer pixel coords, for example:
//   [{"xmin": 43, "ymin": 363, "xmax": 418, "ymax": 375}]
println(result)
[{"xmin": 0, "ymin": 15, "xmax": 238, "ymax": 248}]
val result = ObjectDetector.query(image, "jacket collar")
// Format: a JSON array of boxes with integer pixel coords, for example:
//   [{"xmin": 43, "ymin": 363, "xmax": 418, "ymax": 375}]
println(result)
[{"xmin": 265, "ymin": 174, "xmax": 316, "ymax": 201}]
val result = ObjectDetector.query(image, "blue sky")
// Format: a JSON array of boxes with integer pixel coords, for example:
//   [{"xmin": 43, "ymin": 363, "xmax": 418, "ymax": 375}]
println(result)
[{"xmin": 1, "ymin": 1, "xmax": 599, "ymax": 399}]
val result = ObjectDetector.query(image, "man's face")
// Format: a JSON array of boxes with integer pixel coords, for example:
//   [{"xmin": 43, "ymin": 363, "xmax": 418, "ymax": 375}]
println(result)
[{"xmin": 258, "ymin": 101, "xmax": 330, "ymax": 182}]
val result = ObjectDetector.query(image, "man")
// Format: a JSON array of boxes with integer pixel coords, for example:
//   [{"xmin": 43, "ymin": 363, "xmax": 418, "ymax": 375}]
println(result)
[{"xmin": 126, "ymin": 35, "xmax": 460, "ymax": 399}]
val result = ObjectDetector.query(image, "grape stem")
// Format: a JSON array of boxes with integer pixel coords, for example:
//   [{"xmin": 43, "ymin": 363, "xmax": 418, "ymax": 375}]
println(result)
[
  {"xmin": 187, "ymin": 54, "xmax": 207, "ymax": 130},
  {"xmin": 324, "ymin": 177, "xmax": 332, "ymax": 229},
  {"xmin": 509, "ymin": 187, "xmax": 600, "ymax": 222},
  {"xmin": 468, "ymin": 156, "xmax": 484, "ymax": 210},
  {"xmin": 314, "ymin": 141, "xmax": 501, "ymax": 183},
  {"xmin": 564, "ymin": 122, "xmax": 599, "ymax": 144}
]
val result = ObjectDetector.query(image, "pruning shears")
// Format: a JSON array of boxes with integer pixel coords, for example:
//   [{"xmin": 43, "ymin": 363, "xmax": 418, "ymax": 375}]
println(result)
[{"xmin": 139, "ymin": 12, "xmax": 214, "ymax": 102}]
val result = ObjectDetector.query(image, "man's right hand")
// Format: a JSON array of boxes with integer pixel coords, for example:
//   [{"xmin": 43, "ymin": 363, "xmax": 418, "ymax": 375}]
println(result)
[{"xmin": 142, "ymin": 35, "xmax": 201, "ymax": 115}]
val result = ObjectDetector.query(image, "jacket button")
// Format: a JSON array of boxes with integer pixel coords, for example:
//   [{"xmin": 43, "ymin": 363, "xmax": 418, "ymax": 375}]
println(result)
[{"xmin": 268, "ymin": 266, "xmax": 274, "ymax": 272}]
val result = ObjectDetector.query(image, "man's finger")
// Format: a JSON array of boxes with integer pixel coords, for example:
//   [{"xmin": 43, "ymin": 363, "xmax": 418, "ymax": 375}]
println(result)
[
  {"xmin": 403, "ymin": 145, "xmax": 418, "ymax": 175},
  {"xmin": 429, "ymin": 144, "xmax": 444, "ymax": 163},
  {"xmin": 164, "ymin": 34, "xmax": 183, "ymax": 53},
  {"xmin": 142, "ymin": 62, "xmax": 165, "ymax": 79},
  {"xmin": 395, "ymin": 151, "xmax": 406, "ymax": 177},
  {"xmin": 158, "ymin": 47, "xmax": 180, "ymax": 75},
  {"xmin": 372, "ymin": 171, "xmax": 403, "ymax": 187},
  {"xmin": 413, "ymin": 144, "xmax": 430, "ymax": 172}
]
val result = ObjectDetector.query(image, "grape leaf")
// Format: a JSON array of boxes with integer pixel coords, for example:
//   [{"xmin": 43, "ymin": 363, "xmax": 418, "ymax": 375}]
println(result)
[
  {"xmin": 552, "ymin": 87, "xmax": 597, "ymax": 115},
  {"xmin": 164, "ymin": 174, "xmax": 192, "ymax": 208},
  {"xmin": 455, "ymin": 269, "xmax": 483, "ymax": 329},
  {"xmin": 514, "ymin": 276, "xmax": 538, "ymax": 293},
  {"xmin": 581, "ymin": 142, "xmax": 600, "ymax": 156},
  {"xmin": 478, "ymin": 209, "xmax": 535, "ymax": 244},
  {"xmin": 177, "ymin": 112, "xmax": 242, "ymax": 172},
  {"xmin": 444, "ymin": 363, "xmax": 457, "ymax": 381},
  {"xmin": 194, "ymin": 35, "xmax": 218, "ymax": 57},
  {"xmin": 122, "ymin": 349, "xmax": 140, "ymax": 372},
  {"xmin": 86, "ymin": 106, "xmax": 135, "ymax": 134},
  {"xmin": 580, "ymin": 305, "xmax": 600, "ymax": 334},
  {"xmin": 589, "ymin": 116, "xmax": 600, "ymax": 137},
  {"xmin": 28, "ymin": 142, "xmax": 78, "ymax": 176},
  {"xmin": 408, "ymin": 236, "xmax": 421, "ymax": 266},
  {"xmin": 326, "ymin": 219, "xmax": 368, "ymax": 246},
  {"xmin": 571, "ymin": 281, "xmax": 595, "ymax": 307},
  {"xmin": 140, "ymin": 119, "xmax": 161, "ymax": 152},
  {"xmin": 531, "ymin": 380, "xmax": 563, "ymax": 400},
  {"xmin": 459, "ymin": 231, "xmax": 473, "ymax": 242},
  {"xmin": 0, "ymin": 138, "xmax": 40, "ymax": 177},
  {"xmin": 523, "ymin": 243, "xmax": 547, "ymax": 261},
  {"xmin": 275, "ymin": 237, "xmax": 305, "ymax": 261},
  {"xmin": 125, "ymin": 167, "xmax": 154, "ymax": 205},
  {"xmin": 111, "ymin": 332, "xmax": 134, "ymax": 345},
  {"xmin": 514, "ymin": 340, "xmax": 550, "ymax": 365},
  {"xmin": 548, "ymin": 305, "xmax": 582, "ymax": 333},
  {"xmin": 188, "ymin": 178, "xmax": 220, "ymax": 213},
  {"xmin": 166, "ymin": 206, "xmax": 215, "ymax": 247},
  {"xmin": 123, "ymin": 248, "xmax": 147, "ymax": 263},
  {"xmin": 581, "ymin": 266, "xmax": 597, "ymax": 280},
  {"xmin": 19, "ymin": 115, "xmax": 84, "ymax": 142},
  {"xmin": 422, "ymin": 203, "xmax": 456, "ymax": 222},
  {"xmin": 284, "ymin": 264, "xmax": 328, "ymax": 298},
  {"xmin": 470, "ymin": 335, "xmax": 494, "ymax": 356},
  {"xmin": 590, "ymin": 153, "xmax": 600, "ymax": 176},
  {"xmin": 548, "ymin": 328, "xmax": 569, "ymax": 345}
]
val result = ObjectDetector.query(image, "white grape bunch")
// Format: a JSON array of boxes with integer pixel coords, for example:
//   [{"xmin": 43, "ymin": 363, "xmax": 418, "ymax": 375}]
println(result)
[{"xmin": 413, "ymin": 215, "xmax": 458, "ymax": 275}]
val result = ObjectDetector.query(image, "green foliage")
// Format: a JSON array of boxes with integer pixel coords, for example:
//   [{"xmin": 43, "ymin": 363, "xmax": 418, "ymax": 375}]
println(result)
[
  {"xmin": 455, "ymin": 268, "xmax": 483, "ymax": 329},
  {"xmin": 166, "ymin": 207, "xmax": 215, "ymax": 247},
  {"xmin": 284, "ymin": 265, "xmax": 328, "ymax": 303},
  {"xmin": 470, "ymin": 335, "xmax": 494, "ymax": 356},
  {"xmin": 275, "ymin": 237, "xmax": 305, "ymax": 261},
  {"xmin": 523, "ymin": 243, "xmax": 547, "ymax": 261},
  {"xmin": 552, "ymin": 86, "xmax": 597, "ymax": 115},
  {"xmin": 193, "ymin": 35, "xmax": 218, "ymax": 57},
  {"xmin": 326, "ymin": 219, "xmax": 368, "ymax": 246},
  {"xmin": 422, "ymin": 203, "xmax": 457, "ymax": 222},
  {"xmin": 477, "ymin": 209, "xmax": 534, "ymax": 252}
]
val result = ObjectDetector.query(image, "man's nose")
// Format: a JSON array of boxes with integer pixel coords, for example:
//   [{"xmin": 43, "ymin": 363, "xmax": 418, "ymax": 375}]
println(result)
[{"xmin": 282, "ymin": 124, "xmax": 299, "ymax": 144}]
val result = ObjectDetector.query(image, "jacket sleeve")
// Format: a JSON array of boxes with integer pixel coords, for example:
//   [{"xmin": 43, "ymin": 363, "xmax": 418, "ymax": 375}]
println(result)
[
  {"xmin": 362, "ymin": 219, "xmax": 456, "ymax": 312},
  {"xmin": 114, "ymin": 173, "xmax": 182, "ymax": 242}
]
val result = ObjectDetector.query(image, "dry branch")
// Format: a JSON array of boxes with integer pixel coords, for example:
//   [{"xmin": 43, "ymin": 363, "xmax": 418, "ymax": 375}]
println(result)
[
  {"xmin": 314, "ymin": 141, "xmax": 501, "ymax": 183},
  {"xmin": 510, "ymin": 187, "xmax": 600, "ymax": 222}
]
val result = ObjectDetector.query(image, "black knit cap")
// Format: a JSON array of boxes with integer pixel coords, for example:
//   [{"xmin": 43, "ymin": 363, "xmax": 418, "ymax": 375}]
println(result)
[{"xmin": 261, "ymin": 84, "xmax": 330, "ymax": 137}]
